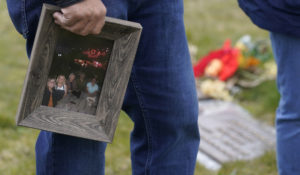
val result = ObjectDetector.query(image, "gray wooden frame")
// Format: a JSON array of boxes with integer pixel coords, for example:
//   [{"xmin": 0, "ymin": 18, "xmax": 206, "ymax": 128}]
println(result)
[{"xmin": 15, "ymin": 4, "xmax": 142, "ymax": 142}]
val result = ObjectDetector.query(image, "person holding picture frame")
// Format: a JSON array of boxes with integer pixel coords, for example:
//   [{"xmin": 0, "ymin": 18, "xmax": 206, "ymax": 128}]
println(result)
[
  {"xmin": 239, "ymin": 1, "xmax": 300, "ymax": 174},
  {"xmin": 6, "ymin": 0, "xmax": 200, "ymax": 175}
]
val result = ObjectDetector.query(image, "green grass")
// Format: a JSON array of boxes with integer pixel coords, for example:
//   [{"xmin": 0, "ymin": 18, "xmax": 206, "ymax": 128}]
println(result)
[
  {"xmin": 184, "ymin": 0, "xmax": 269, "ymax": 58},
  {"xmin": 0, "ymin": 6, "xmax": 37, "ymax": 175},
  {"xmin": 0, "ymin": 0, "xmax": 278, "ymax": 174},
  {"xmin": 219, "ymin": 151, "xmax": 277, "ymax": 175},
  {"xmin": 236, "ymin": 80, "xmax": 280, "ymax": 126}
]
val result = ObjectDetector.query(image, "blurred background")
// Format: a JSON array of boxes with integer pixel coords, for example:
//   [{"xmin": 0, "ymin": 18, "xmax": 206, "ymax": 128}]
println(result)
[{"xmin": 0, "ymin": 0, "xmax": 278, "ymax": 174}]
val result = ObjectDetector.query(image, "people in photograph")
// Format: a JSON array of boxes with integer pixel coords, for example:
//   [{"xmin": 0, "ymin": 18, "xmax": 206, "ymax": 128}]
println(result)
[
  {"xmin": 66, "ymin": 73, "xmax": 80, "ymax": 98},
  {"xmin": 86, "ymin": 77, "xmax": 99, "ymax": 107},
  {"xmin": 42, "ymin": 79, "xmax": 58, "ymax": 107},
  {"xmin": 86, "ymin": 77, "xmax": 99, "ymax": 97},
  {"xmin": 55, "ymin": 75, "xmax": 67, "ymax": 101},
  {"xmin": 66, "ymin": 73, "xmax": 77, "ymax": 93},
  {"xmin": 76, "ymin": 72, "xmax": 87, "ymax": 93}
]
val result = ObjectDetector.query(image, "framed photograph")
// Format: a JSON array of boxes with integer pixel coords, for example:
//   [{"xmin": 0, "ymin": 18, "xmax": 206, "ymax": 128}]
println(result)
[{"xmin": 16, "ymin": 4, "xmax": 142, "ymax": 142}]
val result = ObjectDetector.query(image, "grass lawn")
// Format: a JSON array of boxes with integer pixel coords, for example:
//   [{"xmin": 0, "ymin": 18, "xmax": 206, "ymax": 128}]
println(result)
[{"xmin": 0, "ymin": 0, "xmax": 278, "ymax": 174}]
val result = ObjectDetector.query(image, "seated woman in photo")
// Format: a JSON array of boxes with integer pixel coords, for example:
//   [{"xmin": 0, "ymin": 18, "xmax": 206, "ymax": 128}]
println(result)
[
  {"xmin": 42, "ymin": 79, "xmax": 58, "ymax": 107},
  {"xmin": 86, "ymin": 77, "xmax": 99, "ymax": 107},
  {"xmin": 76, "ymin": 72, "xmax": 87, "ymax": 93},
  {"xmin": 66, "ymin": 73, "xmax": 80, "ymax": 98},
  {"xmin": 55, "ymin": 75, "xmax": 67, "ymax": 101},
  {"xmin": 86, "ymin": 77, "xmax": 99, "ymax": 97}
]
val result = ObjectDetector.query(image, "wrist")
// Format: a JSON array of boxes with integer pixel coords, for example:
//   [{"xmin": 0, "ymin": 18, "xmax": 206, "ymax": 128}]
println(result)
[{"xmin": 53, "ymin": 0, "xmax": 83, "ymax": 7}]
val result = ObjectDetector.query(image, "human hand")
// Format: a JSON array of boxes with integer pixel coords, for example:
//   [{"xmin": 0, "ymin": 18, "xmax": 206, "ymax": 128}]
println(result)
[{"xmin": 53, "ymin": 0, "xmax": 106, "ymax": 36}]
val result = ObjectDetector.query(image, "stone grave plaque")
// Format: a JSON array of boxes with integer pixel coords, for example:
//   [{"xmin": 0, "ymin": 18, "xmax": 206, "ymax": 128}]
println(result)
[{"xmin": 197, "ymin": 100, "xmax": 276, "ymax": 170}]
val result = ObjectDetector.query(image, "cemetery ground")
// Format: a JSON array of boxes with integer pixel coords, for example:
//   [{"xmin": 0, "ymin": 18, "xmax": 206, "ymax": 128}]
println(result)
[{"xmin": 0, "ymin": 0, "xmax": 278, "ymax": 174}]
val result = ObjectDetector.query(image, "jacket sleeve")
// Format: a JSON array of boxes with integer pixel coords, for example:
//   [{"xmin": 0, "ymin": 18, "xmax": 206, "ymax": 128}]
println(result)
[{"xmin": 53, "ymin": 0, "xmax": 83, "ymax": 7}]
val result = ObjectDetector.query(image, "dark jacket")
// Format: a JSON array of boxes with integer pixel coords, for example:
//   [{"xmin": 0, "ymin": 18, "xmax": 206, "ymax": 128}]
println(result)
[
  {"xmin": 42, "ymin": 88, "xmax": 60, "ymax": 107},
  {"xmin": 239, "ymin": 0, "xmax": 300, "ymax": 37},
  {"xmin": 66, "ymin": 80, "xmax": 78, "ymax": 92}
]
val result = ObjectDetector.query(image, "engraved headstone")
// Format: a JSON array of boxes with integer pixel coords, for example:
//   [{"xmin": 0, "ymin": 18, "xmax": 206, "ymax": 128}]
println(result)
[{"xmin": 197, "ymin": 100, "xmax": 276, "ymax": 170}]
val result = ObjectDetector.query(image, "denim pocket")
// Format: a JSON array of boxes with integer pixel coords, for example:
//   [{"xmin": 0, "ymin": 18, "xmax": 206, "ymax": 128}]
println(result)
[{"xmin": 7, "ymin": 0, "xmax": 29, "ymax": 38}]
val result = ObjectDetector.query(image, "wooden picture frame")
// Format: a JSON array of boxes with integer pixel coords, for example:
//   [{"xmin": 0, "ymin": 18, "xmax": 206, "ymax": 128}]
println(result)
[{"xmin": 16, "ymin": 4, "xmax": 142, "ymax": 142}]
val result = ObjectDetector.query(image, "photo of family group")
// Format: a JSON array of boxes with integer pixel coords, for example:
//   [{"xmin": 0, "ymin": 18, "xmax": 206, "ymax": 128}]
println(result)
[{"xmin": 42, "ymin": 29, "xmax": 114, "ymax": 115}]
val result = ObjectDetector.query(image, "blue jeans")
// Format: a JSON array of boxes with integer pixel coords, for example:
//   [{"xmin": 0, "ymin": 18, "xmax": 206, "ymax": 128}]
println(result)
[
  {"xmin": 270, "ymin": 32, "xmax": 300, "ymax": 175},
  {"xmin": 7, "ymin": 0, "xmax": 200, "ymax": 174}
]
